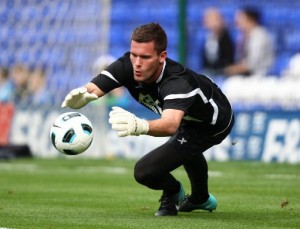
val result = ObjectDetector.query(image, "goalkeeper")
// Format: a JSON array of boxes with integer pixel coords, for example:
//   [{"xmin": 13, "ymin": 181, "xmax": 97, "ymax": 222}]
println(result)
[{"xmin": 62, "ymin": 23, "xmax": 234, "ymax": 216}]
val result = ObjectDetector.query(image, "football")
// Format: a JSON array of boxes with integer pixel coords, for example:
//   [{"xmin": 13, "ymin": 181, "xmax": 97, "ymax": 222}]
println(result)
[{"xmin": 50, "ymin": 112, "xmax": 94, "ymax": 155}]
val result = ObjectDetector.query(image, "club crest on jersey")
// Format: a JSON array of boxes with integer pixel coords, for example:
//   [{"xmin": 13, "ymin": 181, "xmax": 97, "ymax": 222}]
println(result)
[{"xmin": 138, "ymin": 93, "xmax": 162, "ymax": 114}]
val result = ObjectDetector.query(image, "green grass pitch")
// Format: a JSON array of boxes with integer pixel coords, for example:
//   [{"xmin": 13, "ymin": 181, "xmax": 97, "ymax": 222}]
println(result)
[{"xmin": 0, "ymin": 158, "xmax": 299, "ymax": 229}]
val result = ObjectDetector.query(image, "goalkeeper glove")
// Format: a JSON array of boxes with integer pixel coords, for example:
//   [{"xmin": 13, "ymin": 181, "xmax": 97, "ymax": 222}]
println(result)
[
  {"xmin": 108, "ymin": 106, "xmax": 149, "ymax": 137},
  {"xmin": 61, "ymin": 87, "xmax": 98, "ymax": 109}
]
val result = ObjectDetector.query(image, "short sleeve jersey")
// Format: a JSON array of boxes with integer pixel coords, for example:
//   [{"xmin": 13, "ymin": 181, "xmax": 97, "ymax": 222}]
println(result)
[{"xmin": 91, "ymin": 52, "xmax": 233, "ymax": 133}]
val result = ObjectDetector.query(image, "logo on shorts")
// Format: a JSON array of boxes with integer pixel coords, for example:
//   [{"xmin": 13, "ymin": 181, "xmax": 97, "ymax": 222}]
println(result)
[{"xmin": 177, "ymin": 137, "xmax": 187, "ymax": 145}]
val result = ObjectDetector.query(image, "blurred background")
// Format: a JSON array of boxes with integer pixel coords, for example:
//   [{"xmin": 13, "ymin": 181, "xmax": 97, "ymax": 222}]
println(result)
[{"xmin": 1, "ymin": 0, "xmax": 300, "ymax": 163}]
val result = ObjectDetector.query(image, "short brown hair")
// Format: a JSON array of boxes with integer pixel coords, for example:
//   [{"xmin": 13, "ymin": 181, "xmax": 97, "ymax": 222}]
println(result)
[
  {"xmin": 131, "ymin": 23, "xmax": 167, "ymax": 54},
  {"xmin": 240, "ymin": 7, "xmax": 261, "ymax": 25}
]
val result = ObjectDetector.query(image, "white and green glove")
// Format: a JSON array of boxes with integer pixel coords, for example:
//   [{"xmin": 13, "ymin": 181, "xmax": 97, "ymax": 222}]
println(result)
[
  {"xmin": 109, "ymin": 106, "xmax": 149, "ymax": 137},
  {"xmin": 61, "ymin": 87, "xmax": 98, "ymax": 109}
]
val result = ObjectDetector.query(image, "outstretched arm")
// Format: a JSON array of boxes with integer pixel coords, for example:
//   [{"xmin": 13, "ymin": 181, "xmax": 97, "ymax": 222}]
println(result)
[
  {"xmin": 109, "ymin": 107, "xmax": 184, "ymax": 137},
  {"xmin": 84, "ymin": 82, "xmax": 106, "ymax": 97},
  {"xmin": 147, "ymin": 109, "xmax": 184, "ymax": 136}
]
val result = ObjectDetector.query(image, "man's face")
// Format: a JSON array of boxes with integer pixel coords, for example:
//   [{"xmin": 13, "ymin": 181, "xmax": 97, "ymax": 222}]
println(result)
[
  {"xmin": 235, "ymin": 11, "xmax": 248, "ymax": 31},
  {"xmin": 130, "ymin": 40, "xmax": 166, "ymax": 83}
]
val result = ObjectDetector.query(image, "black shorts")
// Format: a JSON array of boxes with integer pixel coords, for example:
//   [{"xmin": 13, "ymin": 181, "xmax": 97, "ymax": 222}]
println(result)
[{"xmin": 170, "ymin": 112, "xmax": 235, "ymax": 157}]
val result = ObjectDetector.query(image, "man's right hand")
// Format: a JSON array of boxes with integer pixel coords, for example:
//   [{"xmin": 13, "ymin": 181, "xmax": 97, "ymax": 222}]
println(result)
[{"xmin": 61, "ymin": 87, "xmax": 98, "ymax": 109}]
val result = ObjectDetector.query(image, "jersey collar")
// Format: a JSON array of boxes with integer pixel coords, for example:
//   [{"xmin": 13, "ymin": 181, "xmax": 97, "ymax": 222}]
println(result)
[{"xmin": 156, "ymin": 61, "xmax": 166, "ymax": 84}]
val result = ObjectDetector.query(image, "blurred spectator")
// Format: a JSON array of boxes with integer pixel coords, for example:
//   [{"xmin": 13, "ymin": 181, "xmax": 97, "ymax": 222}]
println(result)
[
  {"xmin": 10, "ymin": 64, "xmax": 30, "ymax": 105},
  {"xmin": 27, "ymin": 67, "xmax": 55, "ymax": 106},
  {"xmin": 0, "ymin": 66, "xmax": 33, "ymax": 159},
  {"xmin": 0, "ymin": 67, "xmax": 13, "ymax": 102},
  {"xmin": 224, "ymin": 7, "xmax": 274, "ymax": 77},
  {"xmin": 201, "ymin": 7, "xmax": 235, "ymax": 77},
  {"xmin": 93, "ymin": 54, "xmax": 132, "ymax": 108}
]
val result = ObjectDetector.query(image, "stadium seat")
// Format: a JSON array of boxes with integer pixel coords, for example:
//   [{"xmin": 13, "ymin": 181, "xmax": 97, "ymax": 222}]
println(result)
[
  {"xmin": 283, "ymin": 29, "xmax": 300, "ymax": 52},
  {"xmin": 268, "ymin": 53, "xmax": 291, "ymax": 76}
]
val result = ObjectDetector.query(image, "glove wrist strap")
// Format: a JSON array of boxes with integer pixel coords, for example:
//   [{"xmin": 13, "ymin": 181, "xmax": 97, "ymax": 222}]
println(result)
[{"xmin": 139, "ymin": 119, "xmax": 149, "ymax": 135}]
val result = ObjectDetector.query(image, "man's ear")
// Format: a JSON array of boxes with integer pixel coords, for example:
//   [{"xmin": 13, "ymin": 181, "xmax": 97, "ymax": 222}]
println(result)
[{"xmin": 159, "ymin": 51, "xmax": 167, "ymax": 63}]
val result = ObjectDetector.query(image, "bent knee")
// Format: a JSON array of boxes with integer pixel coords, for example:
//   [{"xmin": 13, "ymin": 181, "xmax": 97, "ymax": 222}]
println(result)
[{"xmin": 134, "ymin": 161, "xmax": 153, "ymax": 185}]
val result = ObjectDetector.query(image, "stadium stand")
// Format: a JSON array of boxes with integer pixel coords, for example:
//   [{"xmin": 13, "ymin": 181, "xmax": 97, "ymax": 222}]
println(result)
[{"xmin": 0, "ymin": 0, "xmax": 300, "ymax": 106}]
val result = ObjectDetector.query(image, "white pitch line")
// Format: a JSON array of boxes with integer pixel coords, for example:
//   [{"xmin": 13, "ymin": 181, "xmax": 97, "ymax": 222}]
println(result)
[
  {"xmin": 264, "ymin": 174, "xmax": 299, "ymax": 180},
  {"xmin": 75, "ymin": 166, "xmax": 129, "ymax": 174},
  {"xmin": 208, "ymin": 171, "xmax": 223, "ymax": 177},
  {"xmin": 0, "ymin": 163, "xmax": 37, "ymax": 172}
]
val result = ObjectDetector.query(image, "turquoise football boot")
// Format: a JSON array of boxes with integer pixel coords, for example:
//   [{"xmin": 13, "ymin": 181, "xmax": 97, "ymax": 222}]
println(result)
[{"xmin": 178, "ymin": 193, "xmax": 217, "ymax": 212}]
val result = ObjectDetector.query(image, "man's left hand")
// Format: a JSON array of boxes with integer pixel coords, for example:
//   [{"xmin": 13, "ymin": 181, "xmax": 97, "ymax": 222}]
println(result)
[{"xmin": 108, "ymin": 106, "xmax": 149, "ymax": 137}]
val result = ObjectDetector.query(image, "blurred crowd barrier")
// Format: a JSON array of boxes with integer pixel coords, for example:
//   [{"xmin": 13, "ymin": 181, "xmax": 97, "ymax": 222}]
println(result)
[
  {"xmin": 1, "ymin": 94, "xmax": 300, "ymax": 163},
  {"xmin": 0, "ymin": 101, "xmax": 170, "ymax": 160}
]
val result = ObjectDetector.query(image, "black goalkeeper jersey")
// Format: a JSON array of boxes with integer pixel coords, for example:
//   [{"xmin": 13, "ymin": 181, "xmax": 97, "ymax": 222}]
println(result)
[{"xmin": 91, "ymin": 52, "xmax": 233, "ymax": 136}]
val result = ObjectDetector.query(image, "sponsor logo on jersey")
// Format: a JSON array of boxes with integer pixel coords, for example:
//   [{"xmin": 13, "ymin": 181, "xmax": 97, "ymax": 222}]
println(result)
[{"xmin": 138, "ymin": 93, "xmax": 162, "ymax": 114}]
